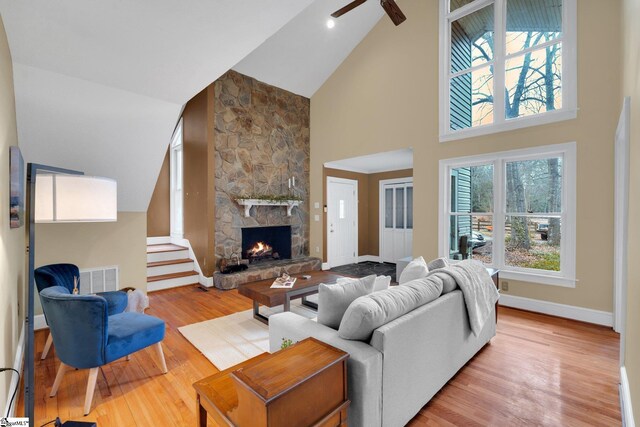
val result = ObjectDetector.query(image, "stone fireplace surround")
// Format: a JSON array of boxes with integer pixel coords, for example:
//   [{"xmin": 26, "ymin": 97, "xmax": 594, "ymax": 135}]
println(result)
[{"xmin": 212, "ymin": 70, "xmax": 321, "ymax": 289}]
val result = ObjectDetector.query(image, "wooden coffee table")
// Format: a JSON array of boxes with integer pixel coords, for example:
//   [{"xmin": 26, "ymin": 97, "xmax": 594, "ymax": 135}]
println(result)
[{"xmin": 237, "ymin": 270, "xmax": 344, "ymax": 324}]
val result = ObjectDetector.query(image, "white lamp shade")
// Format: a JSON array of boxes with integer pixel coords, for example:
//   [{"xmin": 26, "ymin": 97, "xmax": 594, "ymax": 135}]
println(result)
[{"xmin": 35, "ymin": 174, "xmax": 117, "ymax": 223}]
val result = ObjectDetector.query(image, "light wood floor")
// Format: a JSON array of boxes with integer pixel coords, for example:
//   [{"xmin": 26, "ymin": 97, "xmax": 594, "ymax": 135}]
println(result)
[{"xmin": 23, "ymin": 285, "xmax": 621, "ymax": 426}]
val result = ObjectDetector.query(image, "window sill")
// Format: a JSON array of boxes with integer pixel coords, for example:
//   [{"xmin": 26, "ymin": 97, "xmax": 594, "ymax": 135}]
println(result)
[
  {"xmin": 439, "ymin": 108, "xmax": 578, "ymax": 143},
  {"xmin": 499, "ymin": 269, "xmax": 576, "ymax": 288}
]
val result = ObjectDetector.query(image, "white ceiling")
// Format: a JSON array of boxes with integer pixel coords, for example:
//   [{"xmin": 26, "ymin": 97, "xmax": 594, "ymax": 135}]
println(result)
[
  {"xmin": 0, "ymin": 0, "xmax": 315, "ymax": 104},
  {"xmin": 13, "ymin": 64, "xmax": 180, "ymax": 212},
  {"xmin": 0, "ymin": 0, "xmax": 315, "ymax": 211},
  {"xmin": 0, "ymin": 0, "xmax": 387, "ymax": 211},
  {"xmin": 234, "ymin": 0, "xmax": 384, "ymax": 97},
  {"xmin": 324, "ymin": 148, "xmax": 414, "ymax": 174}
]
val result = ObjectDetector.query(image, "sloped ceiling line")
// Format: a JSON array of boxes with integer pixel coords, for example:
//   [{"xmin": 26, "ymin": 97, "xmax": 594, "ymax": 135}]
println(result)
[{"xmin": 0, "ymin": 0, "xmax": 384, "ymax": 211}]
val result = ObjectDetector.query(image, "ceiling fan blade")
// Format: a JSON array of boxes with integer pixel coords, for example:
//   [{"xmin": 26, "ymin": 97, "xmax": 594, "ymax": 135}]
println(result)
[
  {"xmin": 331, "ymin": 0, "xmax": 368, "ymax": 18},
  {"xmin": 381, "ymin": 0, "xmax": 407, "ymax": 25}
]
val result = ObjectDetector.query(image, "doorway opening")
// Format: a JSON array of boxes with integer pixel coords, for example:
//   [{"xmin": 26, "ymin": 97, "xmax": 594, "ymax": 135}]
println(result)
[{"xmin": 323, "ymin": 148, "xmax": 413, "ymax": 269}]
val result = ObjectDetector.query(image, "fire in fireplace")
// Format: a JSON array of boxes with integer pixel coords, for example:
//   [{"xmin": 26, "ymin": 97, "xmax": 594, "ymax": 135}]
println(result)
[
  {"xmin": 247, "ymin": 241, "xmax": 276, "ymax": 262},
  {"xmin": 242, "ymin": 225, "xmax": 292, "ymax": 263}
]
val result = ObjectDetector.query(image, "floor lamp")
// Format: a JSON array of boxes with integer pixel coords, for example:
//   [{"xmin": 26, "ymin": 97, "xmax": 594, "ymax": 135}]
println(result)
[{"xmin": 24, "ymin": 163, "xmax": 117, "ymax": 422}]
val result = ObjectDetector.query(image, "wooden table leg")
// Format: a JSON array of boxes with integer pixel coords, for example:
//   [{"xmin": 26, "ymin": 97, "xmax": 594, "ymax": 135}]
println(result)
[{"xmin": 196, "ymin": 395, "xmax": 207, "ymax": 427}]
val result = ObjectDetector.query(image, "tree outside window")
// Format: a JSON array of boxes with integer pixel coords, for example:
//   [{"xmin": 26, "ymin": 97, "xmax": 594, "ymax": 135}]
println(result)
[
  {"xmin": 447, "ymin": 153, "xmax": 566, "ymax": 275},
  {"xmin": 443, "ymin": 0, "xmax": 574, "ymax": 139}
]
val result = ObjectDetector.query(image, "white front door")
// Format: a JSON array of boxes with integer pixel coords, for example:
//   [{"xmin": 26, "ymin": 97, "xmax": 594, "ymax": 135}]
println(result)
[
  {"xmin": 380, "ymin": 178, "xmax": 413, "ymax": 263},
  {"xmin": 170, "ymin": 120, "xmax": 184, "ymax": 239},
  {"xmin": 327, "ymin": 177, "xmax": 358, "ymax": 268}
]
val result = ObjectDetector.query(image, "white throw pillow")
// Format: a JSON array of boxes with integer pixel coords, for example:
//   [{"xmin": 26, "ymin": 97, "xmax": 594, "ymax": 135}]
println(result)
[
  {"xmin": 338, "ymin": 276, "xmax": 444, "ymax": 341},
  {"xmin": 398, "ymin": 256, "xmax": 429, "ymax": 285},
  {"xmin": 317, "ymin": 274, "xmax": 376, "ymax": 330},
  {"xmin": 337, "ymin": 275, "xmax": 391, "ymax": 292}
]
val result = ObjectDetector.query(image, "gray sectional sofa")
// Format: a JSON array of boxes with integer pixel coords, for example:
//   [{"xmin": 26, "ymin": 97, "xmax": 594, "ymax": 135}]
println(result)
[{"xmin": 269, "ymin": 288, "xmax": 496, "ymax": 427}]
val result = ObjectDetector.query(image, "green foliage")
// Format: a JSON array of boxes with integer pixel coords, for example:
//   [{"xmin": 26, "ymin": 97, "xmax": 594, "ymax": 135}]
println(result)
[
  {"xmin": 523, "ymin": 251, "xmax": 560, "ymax": 271},
  {"xmin": 280, "ymin": 338, "xmax": 294, "ymax": 350},
  {"xmin": 235, "ymin": 194, "xmax": 303, "ymax": 203}
]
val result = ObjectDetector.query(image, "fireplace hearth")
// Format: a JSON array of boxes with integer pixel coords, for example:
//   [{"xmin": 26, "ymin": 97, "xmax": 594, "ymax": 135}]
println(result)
[{"xmin": 242, "ymin": 226, "xmax": 292, "ymax": 263}]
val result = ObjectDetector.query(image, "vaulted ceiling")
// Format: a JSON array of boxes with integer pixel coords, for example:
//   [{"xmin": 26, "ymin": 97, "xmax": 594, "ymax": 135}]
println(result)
[
  {"xmin": 234, "ymin": 0, "xmax": 383, "ymax": 97},
  {"xmin": 0, "ymin": 0, "xmax": 385, "ymax": 211}
]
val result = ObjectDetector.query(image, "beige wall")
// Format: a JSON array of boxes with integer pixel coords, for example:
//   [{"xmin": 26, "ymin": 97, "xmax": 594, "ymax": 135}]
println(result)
[
  {"xmin": 34, "ymin": 212, "xmax": 147, "ymax": 315},
  {"xmin": 147, "ymin": 147, "xmax": 170, "ymax": 237},
  {"xmin": 622, "ymin": 0, "xmax": 640, "ymax": 420},
  {"xmin": 311, "ymin": 0, "xmax": 620, "ymax": 312},
  {"xmin": 0, "ymin": 15, "xmax": 26, "ymax": 415}
]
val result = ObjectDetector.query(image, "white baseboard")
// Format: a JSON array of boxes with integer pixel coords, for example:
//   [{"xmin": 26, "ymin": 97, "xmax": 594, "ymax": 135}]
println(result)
[
  {"xmin": 499, "ymin": 294, "xmax": 613, "ymax": 327},
  {"xmin": 146, "ymin": 236, "xmax": 171, "ymax": 245},
  {"xmin": 34, "ymin": 314, "xmax": 48, "ymax": 331},
  {"xmin": 4, "ymin": 323, "xmax": 25, "ymax": 418},
  {"xmin": 621, "ymin": 366, "xmax": 636, "ymax": 427},
  {"xmin": 322, "ymin": 262, "xmax": 330, "ymax": 270},
  {"xmin": 357, "ymin": 255, "xmax": 381, "ymax": 263}
]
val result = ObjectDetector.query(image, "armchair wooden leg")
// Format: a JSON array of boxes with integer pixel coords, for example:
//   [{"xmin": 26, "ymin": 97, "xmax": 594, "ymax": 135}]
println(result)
[
  {"xmin": 126, "ymin": 355, "xmax": 131, "ymax": 361},
  {"xmin": 84, "ymin": 367, "xmax": 99, "ymax": 416},
  {"xmin": 50, "ymin": 362, "xmax": 69, "ymax": 397},
  {"xmin": 154, "ymin": 342, "xmax": 168, "ymax": 374},
  {"xmin": 41, "ymin": 333, "xmax": 53, "ymax": 360}
]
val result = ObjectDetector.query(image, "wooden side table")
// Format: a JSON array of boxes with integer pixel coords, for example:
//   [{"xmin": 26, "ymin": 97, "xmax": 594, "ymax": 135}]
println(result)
[{"xmin": 193, "ymin": 338, "xmax": 350, "ymax": 427}]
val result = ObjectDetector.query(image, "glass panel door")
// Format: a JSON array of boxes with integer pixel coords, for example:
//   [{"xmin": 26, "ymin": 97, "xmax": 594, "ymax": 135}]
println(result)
[
  {"xmin": 395, "ymin": 187, "xmax": 405, "ymax": 229},
  {"xmin": 381, "ymin": 180, "xmax": 413, "ymax": 263},
  {"xmin": 385, "ymin": 188, "xmax": 394, "ymax": 228}
]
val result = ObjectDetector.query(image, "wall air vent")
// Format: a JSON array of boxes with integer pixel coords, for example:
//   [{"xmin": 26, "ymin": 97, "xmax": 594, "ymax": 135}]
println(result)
[{"xmin": 79, "ymin": 265, "xmax": 119, "ymax": 294}]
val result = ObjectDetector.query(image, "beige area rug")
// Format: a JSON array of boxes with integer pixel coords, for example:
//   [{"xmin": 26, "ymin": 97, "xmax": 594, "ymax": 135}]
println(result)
[{"xmin": 178, "ymin": 302, "xmax": 316, "ymax": 370}]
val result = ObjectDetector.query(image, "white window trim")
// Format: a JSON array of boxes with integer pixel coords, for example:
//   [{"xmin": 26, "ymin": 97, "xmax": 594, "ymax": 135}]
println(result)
[
  {"xmin": 170, "ymin": 119, "xmax": 184, "ymax": 239},
  {"xmin": 438, "ymin": 0, "xmax": 577, "ymax": 143},
  {"xmin": 438, "ymin": 142, "xmax": 577, "ymax": 287}
]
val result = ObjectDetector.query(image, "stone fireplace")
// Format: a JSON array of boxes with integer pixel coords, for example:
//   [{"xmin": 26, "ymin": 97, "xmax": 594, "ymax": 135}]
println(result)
[
  {"xmin": 211, "ymin": 70, "xmax": 320, "ymax": 289},
  {"xmin": 242, "ymin": 225, "xmax": 292, "ymax": 263}
]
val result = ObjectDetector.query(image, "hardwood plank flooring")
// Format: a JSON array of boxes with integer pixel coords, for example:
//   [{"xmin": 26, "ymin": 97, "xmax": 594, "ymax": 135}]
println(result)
[{"xmin": 21, "ymin": 285, "xmax": 621, "ymax": 426}]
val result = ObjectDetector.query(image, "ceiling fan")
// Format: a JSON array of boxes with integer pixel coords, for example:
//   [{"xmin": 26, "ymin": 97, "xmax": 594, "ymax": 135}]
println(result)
[{"xmin": 331, "ymin": 0, "xmax": 407, "ymax": 26}]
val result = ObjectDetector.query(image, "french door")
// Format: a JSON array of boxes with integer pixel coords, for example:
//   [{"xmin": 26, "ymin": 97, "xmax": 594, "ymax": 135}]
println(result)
[{"xmin": 380, "ymin": 178, "xmax": 413, "ymax": 263}]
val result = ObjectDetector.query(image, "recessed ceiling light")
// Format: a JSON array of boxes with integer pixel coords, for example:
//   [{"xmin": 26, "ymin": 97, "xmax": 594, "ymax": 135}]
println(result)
[{"xmin": 326, "ymin": 19, "xmax": 335, "ymax": 29}]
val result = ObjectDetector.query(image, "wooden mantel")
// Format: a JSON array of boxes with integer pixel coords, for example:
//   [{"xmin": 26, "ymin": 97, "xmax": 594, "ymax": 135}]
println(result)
[{"xmin": 235, "ymin": 198, "xmax": 302, "ymax": 217}]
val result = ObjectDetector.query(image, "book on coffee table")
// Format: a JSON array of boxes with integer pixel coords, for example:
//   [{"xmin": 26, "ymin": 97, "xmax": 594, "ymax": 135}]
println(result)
[{"xmin": 270, "ymin": 276, "xmax": 297, "ymax": 289}]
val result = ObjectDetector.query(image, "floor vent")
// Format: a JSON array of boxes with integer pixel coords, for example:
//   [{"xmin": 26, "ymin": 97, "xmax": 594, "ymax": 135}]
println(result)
[{"xmin": 79, "ymin": 266, "xmax": 119, "ymax": 294}]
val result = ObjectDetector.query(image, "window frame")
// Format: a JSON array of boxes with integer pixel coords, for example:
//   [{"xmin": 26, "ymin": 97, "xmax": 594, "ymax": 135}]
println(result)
[
  {"xmin": 439, "ymin": 0, "xmax": 577, "ymax": 142},
  {"xmin": 438, "ymin": 142, "xmax": 577, "ymax": 287}
]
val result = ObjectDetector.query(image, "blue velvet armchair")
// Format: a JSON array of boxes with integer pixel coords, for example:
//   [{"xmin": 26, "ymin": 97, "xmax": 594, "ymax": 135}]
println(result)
[
  {"xmin": 40, "ymin": 286, "xmax": 168, "ymax": 415},
  {"xmin": 35, "ymin": 263, "xmax": 128, "ymax": 360}
]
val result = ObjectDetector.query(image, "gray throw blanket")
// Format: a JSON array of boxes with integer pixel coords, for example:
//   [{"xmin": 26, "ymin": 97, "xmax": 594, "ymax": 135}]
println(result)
[{"xmin": 427, "ymin": 260, "xmax": 499, "ymax": 336}]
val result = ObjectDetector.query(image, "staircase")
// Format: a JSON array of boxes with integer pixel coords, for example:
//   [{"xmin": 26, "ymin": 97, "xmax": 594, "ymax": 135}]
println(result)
[{"xmin": 147, "ymin": 243, "xmax": 200, "ymax": 292}]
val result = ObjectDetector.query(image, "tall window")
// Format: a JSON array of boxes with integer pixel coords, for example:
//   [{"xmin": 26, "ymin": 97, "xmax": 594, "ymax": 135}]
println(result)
[
  {"xmin": 170, "ymin": 119, "xmax": 183, "ymax": 239},
  {"xmin": 440, "ymin": 0, "xmax": 577, "ymax": 141},
  {"xmin": 439, "ymin": 142, "xmax": 576, "ymax": 287}
]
